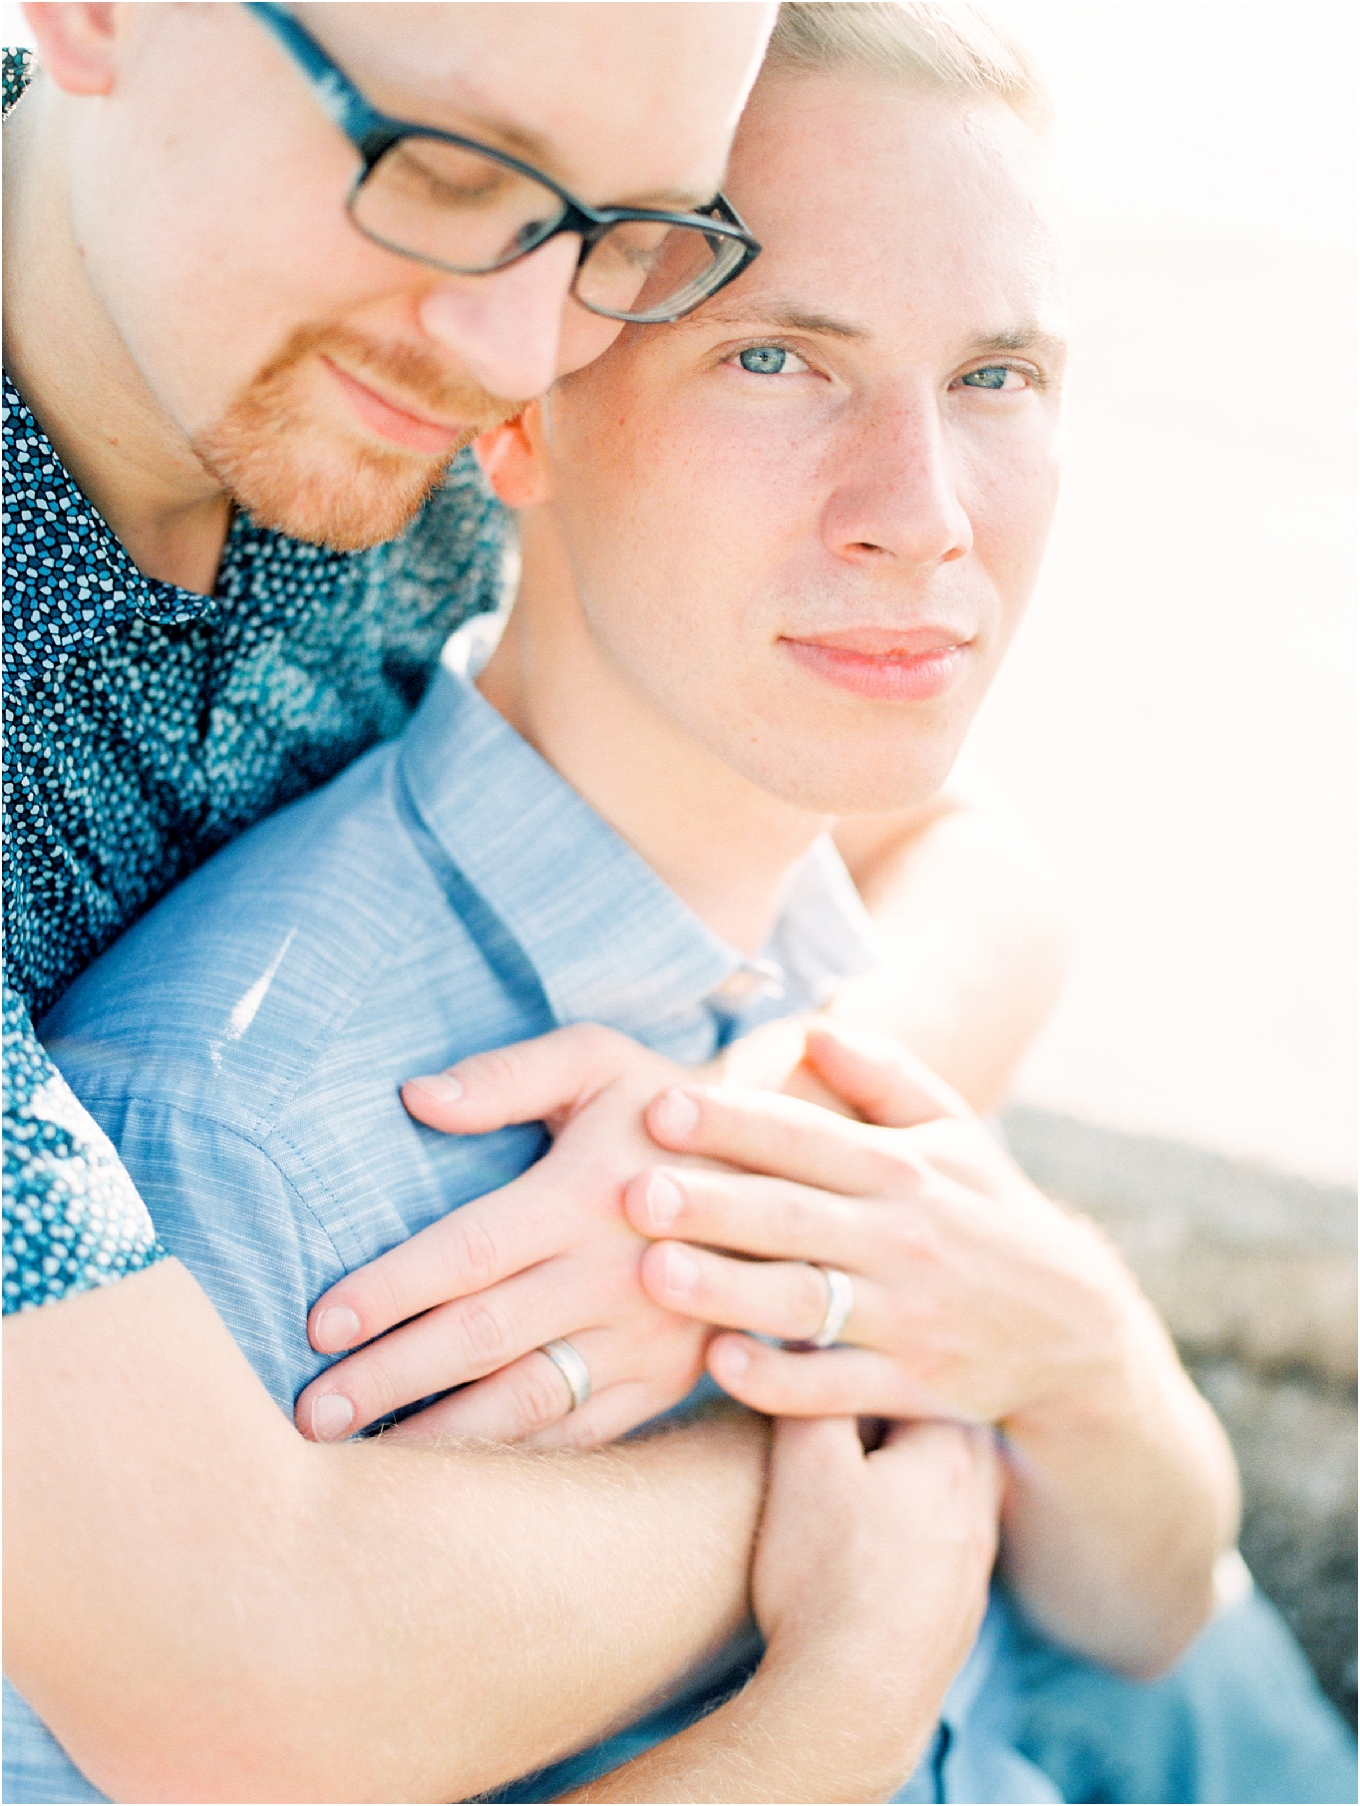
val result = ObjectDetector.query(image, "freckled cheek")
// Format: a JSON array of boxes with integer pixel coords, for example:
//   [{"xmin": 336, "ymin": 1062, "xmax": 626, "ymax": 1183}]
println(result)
[{"xmin": 969, "ymin": 441, "xmax": 1060, "ymax": 588}]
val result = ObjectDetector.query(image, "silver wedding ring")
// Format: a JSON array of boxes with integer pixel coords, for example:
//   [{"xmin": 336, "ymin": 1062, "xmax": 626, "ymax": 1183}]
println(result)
[
  {"xmin": 809, "ymin": 1264, "xmax": 854, "ymax": 1348},
  {"xmin": 539, "ymin": 1337, "xmax": 592, "ymax": 1412}
]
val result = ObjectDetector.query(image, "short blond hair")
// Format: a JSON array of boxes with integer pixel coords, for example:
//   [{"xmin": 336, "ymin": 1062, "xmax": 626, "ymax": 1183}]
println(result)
[{"xmin": 762, "ymin": 2, "xmax": 1051, "ymax": 130}]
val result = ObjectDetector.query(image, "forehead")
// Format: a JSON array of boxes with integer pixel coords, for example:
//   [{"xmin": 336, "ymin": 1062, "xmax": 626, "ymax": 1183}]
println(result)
[
  {"xmin": 714, "ymin": 72, "xmax": 1065, "ymax": 344},
  {"xmin": 301, "ymin": 3, "xmax": 769, "ymax": 205}
]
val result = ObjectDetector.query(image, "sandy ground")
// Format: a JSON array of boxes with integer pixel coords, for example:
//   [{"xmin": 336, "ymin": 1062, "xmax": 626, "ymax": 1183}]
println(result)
[{"xmin": 968, "ymin": 233, "xmax": 1357, "ymax": 1184}]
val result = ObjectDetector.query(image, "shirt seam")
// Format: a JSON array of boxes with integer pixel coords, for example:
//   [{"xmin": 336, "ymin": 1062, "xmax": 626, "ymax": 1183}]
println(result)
[{"xmin": 96, "ymin": 1091, "xmax": 353, "ymax": 1280}]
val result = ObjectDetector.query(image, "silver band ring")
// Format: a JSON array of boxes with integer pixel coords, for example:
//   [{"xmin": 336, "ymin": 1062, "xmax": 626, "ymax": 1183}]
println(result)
[
  {"xmin": 810, "ymin": 1265, "xmax": 854, "ymax": 1348},
  {"xmin": 539, "ymin": 1337, "xmax": 592, "ymax": 1412}
]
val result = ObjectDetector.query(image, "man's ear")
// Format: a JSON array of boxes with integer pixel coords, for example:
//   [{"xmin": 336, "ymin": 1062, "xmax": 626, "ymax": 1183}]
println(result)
[
  {"xmin": 22, "ymin": 5, "xmax": 119, "ymax": 95},
  {"xmin": 473, "ymin": 402, "xmax": 553, "ymax": 510}
]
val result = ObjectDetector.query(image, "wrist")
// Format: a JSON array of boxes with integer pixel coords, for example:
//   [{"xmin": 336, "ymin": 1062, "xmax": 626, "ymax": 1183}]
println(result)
[
  {"xmin": 997, "ymin": 1203, "xmax": 1172, "ymax": 1433},
  {"xmin": 1005, "ymin": 1267, "xmax": 1184, "ymax": 1449},
  {"xmin": 743, "ymin": 1640, "xmax": 939, "ymax": 1801}
]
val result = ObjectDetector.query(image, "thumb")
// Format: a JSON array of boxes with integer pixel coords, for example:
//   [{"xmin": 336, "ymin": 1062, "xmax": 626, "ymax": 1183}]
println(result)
[
  {"xmin": 802, "ymin": 1021, "xmax": 972, "ymax": 1129},
  {"xmin": 769, "ymin": 1414, "xmax": 865, "ymax": 1484},
  {"xmin": 402, "ymin": 1022, "xmax": 632, "ymax": 1133}
]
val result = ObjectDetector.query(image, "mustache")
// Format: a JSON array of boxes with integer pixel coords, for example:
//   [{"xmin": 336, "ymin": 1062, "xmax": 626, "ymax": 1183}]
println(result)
[{"xmin": 261, "ymin": 322, "xmax": 521, "ymax": 442}]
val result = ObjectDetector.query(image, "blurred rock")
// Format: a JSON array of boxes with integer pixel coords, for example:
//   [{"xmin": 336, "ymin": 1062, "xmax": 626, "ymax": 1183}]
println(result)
[{"xmin": 1003, "ymin": 1106, "xmax": 1358, "ymax": 1724}]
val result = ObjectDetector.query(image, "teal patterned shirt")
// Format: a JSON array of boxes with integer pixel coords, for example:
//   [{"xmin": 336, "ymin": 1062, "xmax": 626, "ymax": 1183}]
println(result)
[{"xmin": 2, "ymin": 51, "xmax": 506, "ymax": 1314}]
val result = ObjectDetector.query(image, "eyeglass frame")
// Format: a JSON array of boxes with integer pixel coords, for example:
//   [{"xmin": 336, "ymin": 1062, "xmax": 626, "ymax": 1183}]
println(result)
[{"xmin": 246, "ymin": 2, "xmax": 762, "ymax": 323}]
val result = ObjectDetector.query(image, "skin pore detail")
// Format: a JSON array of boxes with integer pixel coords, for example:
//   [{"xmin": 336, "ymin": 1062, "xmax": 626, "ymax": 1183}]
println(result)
[
  {"xmin": 475, "ymin": 73, "xmax": 1067, "ymax": 956},
  {"xmin": 3, "ymin": 2, "xmax": 772, "ymax": 587}
]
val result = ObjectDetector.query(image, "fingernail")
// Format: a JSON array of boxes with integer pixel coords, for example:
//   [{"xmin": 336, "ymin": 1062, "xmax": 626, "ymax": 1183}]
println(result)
[
  {"xmin": 310, "ymin": 1392, "xmax": 355, "ymax": 1442},
  {"xmin": 654, "ymin": 1088, "xmax": 700, "ymax": 1141},
  {"xmin": 313, "ymin": 1305, "xmax": 362, "ymax": 1352},
  {"xmin": 646, "ymin": 1172, "xmax": 684, "ymax": 1228},
  {"xmin": 407, "ymin": 1072, "xmax": 464, "ymax": 1105},
  {"xmin": 715, "ymin": 1338, "xmax": 750, "ymax": 1377},
  {"xmin": 662, "ymin": 1245, "xmax": 700, "ymax": 1294}
]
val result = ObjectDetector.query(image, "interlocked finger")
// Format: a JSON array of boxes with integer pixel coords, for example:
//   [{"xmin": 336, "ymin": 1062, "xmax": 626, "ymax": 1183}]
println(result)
[
  {"xmin": 708, "ymin": 1335, "xmax": 968, "ymax": 1422},
  {"xmin": 625, "ymin": 1165, "xmax": 868, "ymax": 1267},
  {"xmin": 296, "ymin": 1259, "xmax": 615, "ymax": 1440},
  {"xmin": 374, "ymin": 1326, "xmax": 706, "ymax": 1450},
  {"xmin": 646, "ymin": 1083, "xmax": 903, "ymax": 1193},
  {"xmin": 307, "ymin": 1174, "xmax": 564, "ymax": 1355},
  {"xmin": 639, "ymin": 1239, "xmax": 879, "ymax": 1348}
]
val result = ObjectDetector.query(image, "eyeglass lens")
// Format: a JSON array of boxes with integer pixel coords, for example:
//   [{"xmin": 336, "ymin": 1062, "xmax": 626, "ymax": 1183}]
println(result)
[{"xmin": 351, "ymin": 136, "xmax": 742, "ymax": 322}]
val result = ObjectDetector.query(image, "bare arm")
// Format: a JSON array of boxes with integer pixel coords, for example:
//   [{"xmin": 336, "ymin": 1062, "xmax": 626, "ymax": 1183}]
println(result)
[
  {"xmin": 4, "ymin": 1260, "xmax": 765, "ymax": 1805},
  {"xmin": 832, "ymin": 782, "xmax": 1069, "ymax": 1115},
  {"xmin": 565, "ymin": 1419, "xmax": 1002, "ymax": 1806}
]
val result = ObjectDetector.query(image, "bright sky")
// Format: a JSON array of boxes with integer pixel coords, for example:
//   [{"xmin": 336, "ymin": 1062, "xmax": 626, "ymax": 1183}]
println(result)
[{"xmin": 986, "ymin": 0, "xmax": 1358, "ymax": 251}]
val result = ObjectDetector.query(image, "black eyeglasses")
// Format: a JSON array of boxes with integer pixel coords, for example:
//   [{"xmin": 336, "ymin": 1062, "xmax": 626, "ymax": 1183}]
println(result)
[{"xmin": 247, "ymin": 3, "xmax": 761, "ymax": 325}]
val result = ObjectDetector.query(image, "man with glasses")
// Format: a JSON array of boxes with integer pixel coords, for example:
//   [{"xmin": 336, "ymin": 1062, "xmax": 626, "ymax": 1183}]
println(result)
[
  {"xmin": 12, "ymin": 4, "xmax": 1358, "ymax": 1803},
  {"xmin": 4, "ymin": 5, "xmax": 1072, "ymax": 1801}
]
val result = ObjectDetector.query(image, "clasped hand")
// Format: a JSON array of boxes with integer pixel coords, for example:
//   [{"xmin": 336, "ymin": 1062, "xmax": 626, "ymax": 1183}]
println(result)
[{"xmin": 295, "ymin": 1017, "xmax": 1138, "ymax": 1450}]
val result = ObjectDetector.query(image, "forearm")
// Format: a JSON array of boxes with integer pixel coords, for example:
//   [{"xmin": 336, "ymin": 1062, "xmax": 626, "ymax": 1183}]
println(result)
[
  {"xmin": 999, "ymin": 1295, "xmax": 1240, "ymax": 1677},
  {"xmin": 563, "ymin": 1652, "xmax": 933, "ymax": 1805},
  {"xmin": 832, "ymin": 788, "xmax": 1068, "ymax": 1113},
  {"xmin": 6, "ymin": 1262, "xmax": 767, "ymax": 1803},
  {"xmin": 565, "ymin": 1419, "xmax": 1002, "ymax": 1806}
]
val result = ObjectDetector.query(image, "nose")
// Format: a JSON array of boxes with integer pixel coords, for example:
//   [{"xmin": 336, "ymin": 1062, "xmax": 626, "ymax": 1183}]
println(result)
[
  {"xmin": 415, "ymin": 234, "xmax": 586, "ymax": 405},
  {"xmin": 822, "ymin": 391, "xmax": 973, "ymax": 569}
]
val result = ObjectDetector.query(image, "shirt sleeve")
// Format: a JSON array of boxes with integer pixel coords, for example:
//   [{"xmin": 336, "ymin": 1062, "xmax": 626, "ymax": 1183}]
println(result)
[{"xmin": 3, "ymin": 980, "xmax": 167, "ymax": 1314}]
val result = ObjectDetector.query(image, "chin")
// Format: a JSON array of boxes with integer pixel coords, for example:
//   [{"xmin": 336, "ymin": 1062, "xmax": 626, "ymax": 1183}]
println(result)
[
  {"xmin": 743, "ymin": 751, "xmax": 955, "ymax": 817},
  {"xmin": 713, "ymin": 709, "xmax": 959, "ymax": 812},
  {"xmin": 200, "ymin": 427, "xmax": 454, "ymax": 551},
  {"xmin": 192, "ymin": 350, "xmax": 466, "ymax": 551}
]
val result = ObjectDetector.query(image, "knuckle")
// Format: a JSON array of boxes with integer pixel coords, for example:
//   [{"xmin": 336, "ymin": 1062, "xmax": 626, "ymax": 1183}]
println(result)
[
  {"xmin": 463, "ymin": 1044, "xmax": 523, "ymax": 1094},
  {"xmin": 564, "ymin": 1021, "xmax": 632, "ymax": 1079},
  {"xmin": 350, "ymin": 1347, "xmax": 404, "ymax": 1423},
  {"xmin": 792, "ymin": 1259, "xmax": 829, "ymax": 1329},
  {"xmin": 878, "ymin": 1136, "xmax": 930, "ymax": 1192},
  {"xmin": 442, "ymin": 1209, "xmax": 503, "ymax": 1291},
  {"xmin": 511, "ymin": 1359, "xmax": 571, "ymax": 1434},
  {"xmin": 362, "ymin": 1266, "xmax": 411, "ymax": 1332},
  {"xmin": 446, "ymin": 1295, "xmax": 512, "ymax": 1371},
  {"xmin": 884, "ymin": 1206, "xmax": 939, "ymax": 1265},
  {"xmin": 568, "ymin": 1021, "xmax": 615, "ymax": 1059},
  {"xmin": 772, "ymin": 1186, "xmax": 815, "ymax": 1251}
]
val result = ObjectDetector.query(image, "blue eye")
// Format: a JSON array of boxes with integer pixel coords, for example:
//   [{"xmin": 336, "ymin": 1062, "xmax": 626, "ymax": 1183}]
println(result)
[
  {"xmin": 961, "ymin": 366, "xmax": 1012, "ymax": 390},
  {"xmin": 738, "ymin": 346, "xmax": 788, "ymax": 375}
]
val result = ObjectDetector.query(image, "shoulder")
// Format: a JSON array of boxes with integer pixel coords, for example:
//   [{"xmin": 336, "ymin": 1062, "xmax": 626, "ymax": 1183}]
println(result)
[
  {"xmin": 3, "ymin": 982, "xmax": 167, "ymax": 1315},
  {"xmin": 39, "ymin": 740, "xmax": 445, "ymax": 1133}
]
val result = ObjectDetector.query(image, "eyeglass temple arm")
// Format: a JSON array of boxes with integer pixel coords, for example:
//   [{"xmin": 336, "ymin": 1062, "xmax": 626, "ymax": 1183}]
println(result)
[{"xmin": 246, "ymin": 2, "xmax": 398, "ymax": 161}]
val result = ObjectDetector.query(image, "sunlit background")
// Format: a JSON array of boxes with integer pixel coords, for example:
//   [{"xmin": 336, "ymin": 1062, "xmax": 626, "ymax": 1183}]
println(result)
[
  {"xmin": 971, "ymin": 0, "xmax": 1356, "ymax": 1183},
  {"xmin": 3, "ymin": 2, "xmax": 1354, "ymax": 1180}
]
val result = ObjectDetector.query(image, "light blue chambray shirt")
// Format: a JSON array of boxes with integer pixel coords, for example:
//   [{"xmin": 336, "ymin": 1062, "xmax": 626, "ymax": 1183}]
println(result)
[{"xmin": 6, "ymin": 634, "xmax": 1064, "ymax": 1805}]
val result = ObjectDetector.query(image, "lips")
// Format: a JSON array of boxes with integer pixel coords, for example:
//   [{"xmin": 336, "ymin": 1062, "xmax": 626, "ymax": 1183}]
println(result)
[
  {"xmin": 320, "ymin": 356, "xmax": 466, "ymax": 456},
  {"xmin": 780, "ymin": 626, "xmax": 972, "ymax": 703}
]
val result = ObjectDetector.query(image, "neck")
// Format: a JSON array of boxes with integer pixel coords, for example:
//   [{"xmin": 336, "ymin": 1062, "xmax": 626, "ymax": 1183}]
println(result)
[
  {"xmin": 3, "ymin": 85, "xmax": 232, "ymax": 594},
  {"xmin": 477, "ymin": 513, "xmax": 832, "ymax": 956}
]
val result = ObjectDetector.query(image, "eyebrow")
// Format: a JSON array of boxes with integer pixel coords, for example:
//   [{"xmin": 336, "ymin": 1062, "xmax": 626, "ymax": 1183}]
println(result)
[
  {"xmin": 966, "ymin": 325, "xmax": 1068, "ymax": 361},
  {"xmin": 686, "ymin": 299, "xmax": 872, "ymax": 340},
  {"xmin": 686, "ymin": 303, "xmax": 1067, "ymax": 362}
]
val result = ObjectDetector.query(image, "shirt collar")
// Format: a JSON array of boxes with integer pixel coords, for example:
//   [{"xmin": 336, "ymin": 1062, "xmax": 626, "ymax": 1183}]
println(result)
[
  {"xmin": 395, "ymin": 657, "xmax": 878, "ymax": 1041},
  {"xmin": 3, "ymin": 371, "xmax": 228, "ymax": 647},
  {"xmin": 2, "ymin": 371, "xmax": 371, "ymax": 668}
]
